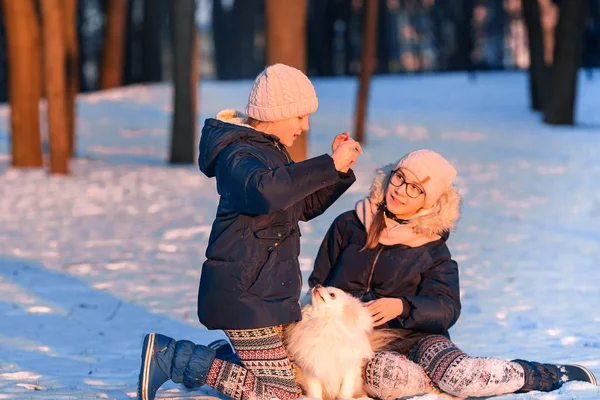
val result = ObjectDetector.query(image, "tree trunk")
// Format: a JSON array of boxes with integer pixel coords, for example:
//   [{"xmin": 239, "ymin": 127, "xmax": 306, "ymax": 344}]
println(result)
[
  {"xmin": 354, "ymin": 0, "xmax": 378, "ymax": 144},
  {"xmin": 41, "ymin": 0, "xmax": 70, "ymax": 174},
  {"xmin": 376, "ymin": 0, "xmax": 389, "ymax": 73},
  {"xmin": 169, "ymin": 0, "xmax": 197, "ymax": 164},
  {"xmin": 0, "ymin": 9, "xmax": 8, "ymax": 104},
  {"xmin": 344, "ymin": 1, "xmax": 363, "ymax": 76},
  {"xmin": 124, "ymin": 0, "xmax": 143, "ymax": 85},
  {"xmin": 2, "ymin": 0, "xmax": 43, "ymax": 167},
  {"xmin": 488, "ymin": 0, "xmax": 505, "ymax": 69},
  {"xmin": 265, "ymin": 0, "xmax": 307, "ymax": 161},
  {"xmin": 544, "ymin": 0, "xmax": 588, "ymax": 125},
  {"xmin": 450, "ymin": 0, "xmax": 474, "ymax": 72},
  {"xmin": 232, "ymin": 0, "xmax": 262, "ymax": 79},
  {"xmin": 141, "ymin": 0, "xmax": 165, "ymax": 82},
  {"xmin": 192, "ymin": 30, "xmax": 199, "ymax": 118},
  {"xmin": 62, "ymin": 0, "xmax": 79, "ymax": 158},
  {"xmin": 307, "ymin": 0, "xmax": 334, "ymax": 76},
  {"xmin": 100, "ymin": 0, "xmax": 128, "ymax": 89},
  {"xmin": 523, "ymin": 0, "xmax": 549, "ymax": 111},
  {"xmin": 211, "ymin": 0, "xmax": 230, "ymax": 79}
]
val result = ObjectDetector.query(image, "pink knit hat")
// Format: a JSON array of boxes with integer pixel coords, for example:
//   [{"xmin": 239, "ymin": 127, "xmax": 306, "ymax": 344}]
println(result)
[
  {"xmin": 245, "ymin": 63, "xmax": 319, "ymax": 122},
  {"xmin": 397, "ymin": 149, "xmax": 457, "ymax": 208}
]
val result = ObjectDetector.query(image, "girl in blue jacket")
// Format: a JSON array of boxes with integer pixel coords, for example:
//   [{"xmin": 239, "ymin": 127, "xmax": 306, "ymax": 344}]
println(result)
[{"xmin": 137, "ymin": 63, "xmax": 361, "ymax": 400}]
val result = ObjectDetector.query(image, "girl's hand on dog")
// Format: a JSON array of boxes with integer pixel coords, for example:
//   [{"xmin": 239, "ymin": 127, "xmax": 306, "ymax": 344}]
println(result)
[{"xmin": 366, "ymin": 298, "xmax": 404, "ymax": 327}]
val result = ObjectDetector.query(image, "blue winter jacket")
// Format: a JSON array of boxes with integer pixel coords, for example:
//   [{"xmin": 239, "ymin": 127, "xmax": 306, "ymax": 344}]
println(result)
[{"xmin": 197, "ymin": 111, "xmax": 356, "ymax": 330}]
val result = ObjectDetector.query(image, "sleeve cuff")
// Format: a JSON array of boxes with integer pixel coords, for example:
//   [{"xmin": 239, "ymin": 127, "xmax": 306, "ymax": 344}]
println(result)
[
  {"xmin": 400, "ymin": 297, "xmax": 411, "ymax": 318},
  {"xmin": 337, "ymin": 168, "xmax": 356, "ymax": 180},
  {"xmin": 311, "ymin": 154, "xmax": 342, "ymax": 182}
]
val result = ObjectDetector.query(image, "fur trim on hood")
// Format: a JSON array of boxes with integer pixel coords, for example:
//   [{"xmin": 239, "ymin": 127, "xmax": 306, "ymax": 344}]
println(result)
[
  {"xmin": 355, "ymin": 163, "xmax": 461, "ymax": 246},
  {"xmin": 215, "ymin": 109, "xmax": 254, "ymax": 129}
]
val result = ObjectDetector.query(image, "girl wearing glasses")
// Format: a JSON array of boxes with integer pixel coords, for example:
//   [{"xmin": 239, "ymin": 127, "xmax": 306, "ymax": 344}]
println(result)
[{"xmin": 308, "ymin": 149, "xmax": 596, "ymax": 398}]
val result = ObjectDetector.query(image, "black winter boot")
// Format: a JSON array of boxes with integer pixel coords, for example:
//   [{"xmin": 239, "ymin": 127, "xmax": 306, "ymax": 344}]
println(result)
[
  {"xmin": 137, "ymin": 333, "xmax": 216, "ymax": 400},
  {"xmin": 513, "ymin": 359, "xmax": 597, "ymax": 393}
]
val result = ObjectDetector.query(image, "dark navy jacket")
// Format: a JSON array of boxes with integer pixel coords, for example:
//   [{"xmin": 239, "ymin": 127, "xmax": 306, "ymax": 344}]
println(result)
[
  {"xmin": 308, "ymin": 210, "xmax": 461, "ymax": 353},
  {"xmin": 197, "ymin": 116, "xmax": 356, "ymax": 330}
]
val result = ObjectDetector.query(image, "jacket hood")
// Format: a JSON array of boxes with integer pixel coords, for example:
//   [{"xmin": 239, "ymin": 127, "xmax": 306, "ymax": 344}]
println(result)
[{"xmin": 198, "ymin": 109, "xmax": 275, "ymax": 177}]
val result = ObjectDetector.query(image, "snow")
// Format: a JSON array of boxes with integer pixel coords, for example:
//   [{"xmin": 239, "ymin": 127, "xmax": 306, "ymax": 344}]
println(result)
[{"xmin": 1, "ymin": 71, "xmax": 599, "ymax": 399}]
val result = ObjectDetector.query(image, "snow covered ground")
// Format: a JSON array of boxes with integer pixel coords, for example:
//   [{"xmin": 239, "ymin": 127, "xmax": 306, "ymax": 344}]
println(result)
[{"xmin": 0, "ymin": 71, "xmax": 599, "ymax": 400}]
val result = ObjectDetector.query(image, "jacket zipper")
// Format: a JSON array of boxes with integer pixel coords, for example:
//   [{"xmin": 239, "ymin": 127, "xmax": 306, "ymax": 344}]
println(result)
[
  {"xmin": 274, "ymin": 142, "xmax": 292, "ymax": 163},
  {"xmin": 366, "ymin": 246, "xmax": 384, "ymax": 292}
]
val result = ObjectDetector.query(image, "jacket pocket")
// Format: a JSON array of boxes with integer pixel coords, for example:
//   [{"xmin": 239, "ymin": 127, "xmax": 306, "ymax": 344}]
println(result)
[
  {"xmin": 244, "ymin": 223, "xmax": 301, "ymax": 301},
  {"xmin": 252, "ymin": 223, "xmax": 294, "ymax": 240},
  {"xmin": 247, "ymin": 257, "xmax": 301, "ymax": 301}
]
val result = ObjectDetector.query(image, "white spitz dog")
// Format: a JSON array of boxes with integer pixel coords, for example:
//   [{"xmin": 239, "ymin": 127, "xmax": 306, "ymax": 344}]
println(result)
[
  {"xmin": 284, "ymin": 284, "xmax": 387, "ymax": 399},
  {"xmin": 284, "ymin": 285, "xmax": 461, "ymax": 400}
]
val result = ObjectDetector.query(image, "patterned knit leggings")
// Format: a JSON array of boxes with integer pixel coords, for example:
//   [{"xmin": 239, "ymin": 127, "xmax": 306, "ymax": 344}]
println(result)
[
  {"xmin": 364, "ymin": 335, "xmax": 526, "ymax": 399},
  {"xmin": 205, "ymin": 326, "xmax": 301, "ymax": 400}
]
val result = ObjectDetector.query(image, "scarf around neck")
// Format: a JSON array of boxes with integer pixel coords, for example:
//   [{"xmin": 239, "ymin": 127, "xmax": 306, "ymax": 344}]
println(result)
[{"xmin": 355, "ymin": 197, "xmax": 442, "ymax": 247}]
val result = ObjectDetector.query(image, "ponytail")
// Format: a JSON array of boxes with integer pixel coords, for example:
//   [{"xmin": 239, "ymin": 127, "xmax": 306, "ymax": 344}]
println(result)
[{"xmin": 361, "ymin": 203, "xmax": 387, "ymax": 251}]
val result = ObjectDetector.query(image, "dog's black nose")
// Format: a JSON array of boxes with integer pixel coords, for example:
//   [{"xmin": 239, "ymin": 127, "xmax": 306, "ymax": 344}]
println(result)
[{"xmin": 313, "ymin": 284, "xmax": 322, "ymax": 289}]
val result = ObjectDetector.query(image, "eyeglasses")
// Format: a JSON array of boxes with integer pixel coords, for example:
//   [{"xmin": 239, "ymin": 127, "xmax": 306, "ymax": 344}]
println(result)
[{"xmin": 389, "ymin": 169, "xmax": 425, "ymax": 198}]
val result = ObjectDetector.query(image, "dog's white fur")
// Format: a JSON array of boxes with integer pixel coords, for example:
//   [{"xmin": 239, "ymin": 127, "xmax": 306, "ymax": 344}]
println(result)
[
  {"xmin": 285, "ymin": 286, "xmax": 461, "ymax": 400},
  {"xmin": 284, "ymin": 286, "xmax": 377, "ymax": 399}
]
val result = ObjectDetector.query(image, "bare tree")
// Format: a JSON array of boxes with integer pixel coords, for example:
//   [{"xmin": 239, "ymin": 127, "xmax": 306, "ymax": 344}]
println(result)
[
  {"xmin": 448, "ymin": 0, "xmax": 475, "ymax": 72},
  {"xmin": 141, "ymin": 0, "xmax": 166, "ymax": 82},
  {"xmin": 41, "ymin": 0, "xmax": 70, "ymax": 174},
  {"xmin": 0, "ymin": 13, "xmax": 7, "ymax": 104},
  {"xmin": 354, "ymin": 0, "xmax": 378, "ymax": 144},
  {"xmin": 2, "ymin": 0, "xmax": 43, "ymax": 167},
  {"xmin": 100, "ymin": 0, "xmax": 129, "ymax": 89},
  {"xmin": 62, "ymin": 0, "xmax": 79, "ymax": 158},
  {"xmin": 523, "ymin": 0, "xmax": 549, "ymax": 111},
  {"xmin": 169, "ymin": 0, "xmax": 198, "ymax": 164},
  {"xmin": 265, "ymin": 0, "xmax": 308, "ymax": 161},
  {"xmin": 544, "ymin": 0, "xmax": 589, "ymax": 125},
  {"xmin": 307, "ymin": 0, "xmax": 335, "ymax": 76},
  {"xmin": 212, "ymin": 0, "xmax": 262, "ymax": 80},
  {"xmin": 211, "ymin": 0, "xmax": 230, "ymax": 79}
]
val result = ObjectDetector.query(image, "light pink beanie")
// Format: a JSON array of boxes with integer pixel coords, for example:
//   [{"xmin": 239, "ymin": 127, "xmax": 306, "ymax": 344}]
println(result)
[
  {"xmin": 245, "ymin": 63, "xmax": 319, "ymax": 122},
  {"xmin": 397, "ymin": 149, "xmax": 457, "ymax": 208}
]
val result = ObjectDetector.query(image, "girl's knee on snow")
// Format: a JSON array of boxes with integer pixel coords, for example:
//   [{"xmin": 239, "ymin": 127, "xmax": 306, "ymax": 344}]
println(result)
[{"xmin": 363, "ymin": 351, "xmax": 433, "ymax": 400}]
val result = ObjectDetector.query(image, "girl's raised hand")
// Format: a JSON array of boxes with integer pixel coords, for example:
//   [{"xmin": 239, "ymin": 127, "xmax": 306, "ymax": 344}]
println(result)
[{"xmin": 331, "ymin": 132, "xmax": 350, "ymax": 152}]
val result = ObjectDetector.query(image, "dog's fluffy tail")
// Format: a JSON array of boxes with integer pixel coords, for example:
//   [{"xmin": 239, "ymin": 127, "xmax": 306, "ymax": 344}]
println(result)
[{"xmin": 369, "ymin": 328, "xmax": 404, "ymax": 352}]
